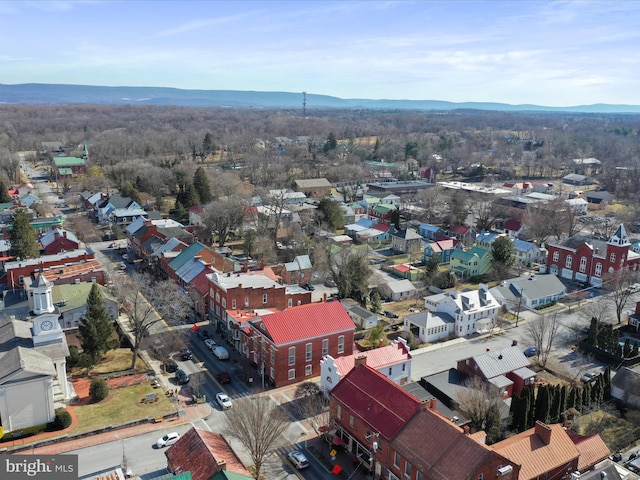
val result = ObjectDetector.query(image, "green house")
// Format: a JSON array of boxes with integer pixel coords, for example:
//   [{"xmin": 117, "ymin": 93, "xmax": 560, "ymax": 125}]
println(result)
[{"xmin": 449, "ymin": 246, "xmax": 492, "ymax": 279}]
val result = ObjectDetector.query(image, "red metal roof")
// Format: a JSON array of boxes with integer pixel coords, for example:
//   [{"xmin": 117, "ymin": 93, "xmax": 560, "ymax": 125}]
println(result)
[
  {"xmin": 331, "ymin": 364, "xmax": 420, "ymax": 440},
  {"xmin": 260, "ymin": 301, "xmax": 354, "ymax": 345},
  {"xmin": 394, "ymin": 264, "xmax": 410, "ymax": 273}
]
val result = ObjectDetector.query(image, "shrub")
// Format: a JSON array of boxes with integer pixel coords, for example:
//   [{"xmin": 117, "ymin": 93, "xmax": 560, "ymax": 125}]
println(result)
[
  {"xmin": 54, "ymin": 409, "xmax": 72, "ymax": 430},
  {"xmin": 89, "ymin": 378, "xmax": 109, "ymax": 402}
]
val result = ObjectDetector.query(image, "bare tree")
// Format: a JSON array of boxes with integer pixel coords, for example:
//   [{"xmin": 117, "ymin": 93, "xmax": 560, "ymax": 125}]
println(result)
[
  {"xmin": 202, "ymin": 195, "xmax": 245, "ymax": 248},
  {"xmin": 579, "ymin": 300, "xmax": 613, "ymax": 325},
  {"xmin": 110, "ymin": 272, "xmax": 190, "ymax": 369},
  {"xmin": 525, "ymin": 312, "xmax": 561, "ymax": 367},
  {"xmin": 603, "ymin": 268, "xmax": 640, "ymax": 323},
  {"xmin": 455, "ymin": 376, "xmax": 503, "ymax": 442},
  {"xmin": 294, "ymin": 382, "xmax": 330, "ymax": 437},
  {"xmin": 224, "ymin": 395, "xmax": 290, "ymax": 479}
]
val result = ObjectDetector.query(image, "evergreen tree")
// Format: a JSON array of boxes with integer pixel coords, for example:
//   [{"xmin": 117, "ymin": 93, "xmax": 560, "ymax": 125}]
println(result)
[
  {"xmin": 491, "ymin": 236, "xmax": 516, "ymax": 268},
  {"xmin": 323, "ymin": 132, "xmax": 337, "ymax": 154},
  {"xmin": 567, "ymin": 386, "xmax": 577, "ymax": 411},
  {"xmin": 425, "ymin": 253, "xmax": 441, "ymax": 277},
  {"xmin": 558, "ymin": 385, "xmax": 568, "ymax": 421},
  {"xmin": 193, "ymin": 167, "xmax": 212, "ymax": 205},
  {"xmin": 582, "ymin": 383, "xmax": 592, "ymax": 410},
  {"xmin": 173, "ymin": 201, "xmax": 187, "ymax": 223},
  {"xmin": 316, "ymin": 198, "xmax": 345, "ymax": 231},
  {"xmin": 535, "ymin": 385, "xmax": 551, "ymax": 424},
  {"xmin": 587, "ymin": 317, "xmax": 598, "ymax": 346},
  {"xmin": 78, "ymin": 283, "xmax": 117, "ymax": 366},
  {"xmin": 509, "ymin": 394, "xmax": 520, "ymax": 431},
  {"xmin": 10, "ymin": 209, "xmax": 39, "ymax": 259},
  {"xmin": 370, "ymin": 291, "xmax": 382, "ymax": 314},
  {"xmin": 603, "ymin": 365, "xmax": 612, "ymax": 399},
  {"xmin": 202, "ymin": 133, "xmax": 215, "ymax": 156},
  {"xmin": 0, "ymin": 181, "xmax": 11, "ymax": 203},
  {"xmin": 121, "ymin": 181, "xmax": 141, "ymax": 205},
  {"xmin": 523, "ymin": 386, "xmax": 535, "ymax": 430},
  {"xmin": 485, "ymin": 402, "xmax": 503, "ymax": 444},
  {"xmin": 549, "ymin": 385, "xmax": 561, "ymax": 423}
]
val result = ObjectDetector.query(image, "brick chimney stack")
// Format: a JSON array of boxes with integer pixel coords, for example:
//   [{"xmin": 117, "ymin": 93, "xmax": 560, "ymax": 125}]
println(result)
[
  {"xmin": 354, "ymin": 355, "xmax": 367, "ymax": 368},
  {"xmin": 463, "ymin": 426, "xmax": 470, "ymax": 435},
  {"xmin": 535, "ymin": 421, "xmax": 553, "ymax": 445}
]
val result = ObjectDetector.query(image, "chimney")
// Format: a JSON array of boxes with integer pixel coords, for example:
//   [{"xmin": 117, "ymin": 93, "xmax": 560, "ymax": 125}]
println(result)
[
  {"xmin": 354, "ymin": 355, "xmax": 367, "ymax": 368},
  {"xmin": 535, "ymin": 421, "xmax": 553, "ymax": 445},
  {"xmin": 421, "ymin": 398, "xmax": 437, "ymax": 411},
  {"xmin": 323, "ymin": 293, "xmax": 327, "ymax": 302},
  {"xmin": 635, "ymin": 301, "xmax": 640, "ymax": 316},
  {"xmin": 217, "ymin": 460, "xmax": 226, "ymax": 471},
  {"xmin": 260, "ymin": 259, "xmax": 265, "ymax": 270},
  {"xmin": 463, "ymin": 426, "xmax": 470, "ymax": 435}
]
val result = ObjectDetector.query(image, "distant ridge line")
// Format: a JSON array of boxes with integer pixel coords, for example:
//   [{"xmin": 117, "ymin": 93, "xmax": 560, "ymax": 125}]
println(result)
[{"xmin": 1, "ymin": 83, "xmax": 639, "ymax": 113}]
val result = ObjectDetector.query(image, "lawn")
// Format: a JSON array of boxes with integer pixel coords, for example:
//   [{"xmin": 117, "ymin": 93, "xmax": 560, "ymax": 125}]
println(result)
[
  {"xmin": 91, "ymin": 349, "xmax": 148, "ymax": 375},
  {"xmin": 72, "ymin": 383, "xmax": 176, "ymax": 435},
  {"xmin": 573, "ymin": 409, "xmax": 640, "ymax": 452}
]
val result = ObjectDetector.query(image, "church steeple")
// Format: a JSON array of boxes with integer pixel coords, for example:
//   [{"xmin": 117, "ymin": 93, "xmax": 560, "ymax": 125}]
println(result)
[
  {"xmin": 32, "ymin": 274, "xmax": 55, "ymax": 315},
  {"xmin": 608, "ymin": 224, "xmax": 630, "ymax": 247}
]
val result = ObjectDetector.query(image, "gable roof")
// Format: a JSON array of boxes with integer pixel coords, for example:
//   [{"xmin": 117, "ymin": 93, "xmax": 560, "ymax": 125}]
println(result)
[
  {"xmin": 331, "ymin": 364, "xmax": 421, "ymax": 440},
  {"xmin": 165, "ymin": 428, "xmax": 250, "ymax": 480},
  {"xmin": 0, "ymin": 318, "xmax": 56, "ymax": 385},
  {"xmin": 392, "ymin": 408, "xmax": 517, "ymax": 480},
  {"xmin": 565, "ymin": 429, "xmax": 610, "ymax": 471},
  {"xmin": 392, "ymin": 228, "xmax": 422, "ymax": 240},
  {"xmin": 493, "ymin": 422, "xmax": 579, "ymax": 480},
  {"xmin": 465, "ymin": 345, "xmax": 531, "ymax": 379},
  {"xmin": 257, "ymin": 301, "xmax": 354, "ymax": 345},
  {"xmin": 333, "ymin": 341, "xmax": 411, "ymax": 376},
  {"xmin": 168, "ymin": 242, "xmax": 207, "ymax": 272}
]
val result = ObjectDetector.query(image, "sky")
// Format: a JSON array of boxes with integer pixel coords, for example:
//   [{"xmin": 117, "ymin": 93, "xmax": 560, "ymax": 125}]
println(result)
[{"xmin": 2, "ymin": 0, "xmax": 640, "ymax": 107}]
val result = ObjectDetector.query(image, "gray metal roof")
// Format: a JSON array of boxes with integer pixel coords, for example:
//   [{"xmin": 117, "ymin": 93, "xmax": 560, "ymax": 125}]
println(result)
[
  {"xmin": 488, "ymin": 375, "xmax": 513, "ymax": 389},
  {"xmin": 465, "ymin": 345, "xmax": 531, "ymax": 379}
]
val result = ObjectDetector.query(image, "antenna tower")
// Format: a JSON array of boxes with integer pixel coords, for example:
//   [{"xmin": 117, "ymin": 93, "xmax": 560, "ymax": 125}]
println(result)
[{"xmin": 302, "ymin": 91, "xmax": 307, "ymax": 116}]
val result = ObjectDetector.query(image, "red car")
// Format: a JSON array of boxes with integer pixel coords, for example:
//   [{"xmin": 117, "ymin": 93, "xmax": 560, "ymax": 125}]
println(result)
[{"xmin": 216, "ymin": 371, "xmax": 231, "ymax": 384}]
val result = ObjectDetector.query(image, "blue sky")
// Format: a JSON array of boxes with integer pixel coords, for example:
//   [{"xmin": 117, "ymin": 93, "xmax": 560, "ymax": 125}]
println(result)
[{"xmin": 2, "ymin": 0, "xmax": 639, "ymax": 106}]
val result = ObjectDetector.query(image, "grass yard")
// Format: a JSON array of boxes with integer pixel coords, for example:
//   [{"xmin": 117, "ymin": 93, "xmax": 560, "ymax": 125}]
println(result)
[
  {"xmin": 72, "ymin": 383, "xmax": 176, "ymax": 435},
  {"xmin": 573, "ymin": 409, "xmax": 640, "ymax": 452},
  {"xmin": 91, "ymin": 349, "xmax": 148, "ymax": 375}
]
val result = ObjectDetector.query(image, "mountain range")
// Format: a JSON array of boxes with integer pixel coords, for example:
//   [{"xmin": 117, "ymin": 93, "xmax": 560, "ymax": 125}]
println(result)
[{"xmin": 1, "ymin": 83, "xmax": 640, "ymax": 114}]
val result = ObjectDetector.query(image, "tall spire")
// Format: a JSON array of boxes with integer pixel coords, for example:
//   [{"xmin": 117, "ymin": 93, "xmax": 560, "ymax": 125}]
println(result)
[{"xmin": 608, "ymin": 224, "xmax": 630, "ymax": 247}]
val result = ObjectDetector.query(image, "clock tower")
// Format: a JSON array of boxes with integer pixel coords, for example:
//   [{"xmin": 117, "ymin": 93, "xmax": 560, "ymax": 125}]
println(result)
[{"xmin": 31, "ymin": 273, "xmax": 55, "ymax": 315}]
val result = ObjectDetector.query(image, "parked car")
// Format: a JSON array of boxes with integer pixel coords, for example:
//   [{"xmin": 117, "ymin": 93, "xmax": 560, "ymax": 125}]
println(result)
[
  {"xmin": 287, "ymin": 450, "xmax": 310, "ymax": 470},
  {"xmin": 122, "ymin": 253, "xmax": 129, "ymax": 261},
  {"xmin": 156, "ymin": 432, "xmax": 180, "ymax": 448},
  {"xmin": 216, "ymin": 392, "xmax": 233, "ymax": 410},
  {"xmin": 175, "ymin": 369, "xmax": 189, "ymax": 385},
  {"xmin": 196, "ymin": 329, "xmax": 209, "ymax": 340},
  {"xmin": 216, "ymin": 371, "xmax": 232, "ymax": 384},
  {"xmin": 182, "ymin": 348, "xmax": 193, "ymax": 361},
  {"xmin": 302, "ymin": 283, "xmax": 315, "ymax": 291},
  {"xmin": 324, "ymin": 279, "xmax": 337, "ymax": 288},
  {"xmin": 165, "ymin": 360, "xmax": 178, "ymax": 373},
  {"xmin": 523, "ymin": 347, "xmax": 537, "ymax": 357},
  {"xmin": 213, "ymin": 345, "xmax": 229, "ymax": 360},
  {"xmin": 204, "ymin": 339, "xmax": 217, "ymax": 350},
  {"xmin": 384, "ymin": 310, "xmax": 399, "ymax": 319},
  {"xmin": 119, "ymin": 262, "xmax": 127, "ymax": 270},
  {"xmin": 580, "ymin": 371, "xmax": 598, "ymax": 383}
]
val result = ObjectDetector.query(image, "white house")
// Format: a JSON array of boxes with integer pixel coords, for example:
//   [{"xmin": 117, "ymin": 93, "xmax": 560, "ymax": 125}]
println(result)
[
  {"xmin": 423, "ymin": 284, "xmax": 499, "ymax": 336},
  {"xmin": 379, "ymin": 279, "xmax": 417, "ymax": 301},
  {"xmin": 513, "ymin": 239, "xmax": 546, "ymax": 265},
  {"xmin": 565, "ymin": 197, "xmax": 588, "ymax": 215},
  {"xmin": 320, "ymin": 339, "xmax": 412, "ymax": 394},
  {"xmin": 344, "ymin": 304, "xmax": 379, "ymax": 329},
  {"xmin": 403, "ymin": 310, "xmax": 455, "ymax": 343},
  {"xmin": 490, "ymin": 274, "xmax": 566, "ymax": 310},
  {"xmin": 0, "ymin": 277, "xmax": 70, "ymax": 433}
]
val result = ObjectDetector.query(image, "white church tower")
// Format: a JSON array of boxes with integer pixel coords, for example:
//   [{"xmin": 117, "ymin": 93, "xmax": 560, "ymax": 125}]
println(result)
[{"xmin": 31, "ymin": 273, "xmax": 55, "ymax": 315}]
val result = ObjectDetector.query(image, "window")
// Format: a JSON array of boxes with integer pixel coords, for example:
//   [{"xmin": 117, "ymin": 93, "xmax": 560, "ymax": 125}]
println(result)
[
  {"xmin": 231, "ymin": 299, "xmax": 236, "ymax": 309},
  {"xmin": 215, "ymin": 292, "xmax": 220, "ymax": 302},
  {"xmin": 270, "ymin": 350, "xmax": 275, "ymax": 364},
  {"xmin": 595, "ymin": 263, "xmax": 602, "ymax": 277},
  {"xmin": 322, "ymin": 339, "xmax": 329, "ymax": 356},
  {"xmin": 288, "ymin": 369, "xmax": 295, "ymax": 380},
  {"xmin": 579, "ymin": 256, "xmax": 587, "ymax": 273},
  {"xmin": 402, "ymin": 363, "xmax": 406, "ymax": 372},
  {"xmin": 349, "ymin": 415, "xmax": 354, "ymax": 427},
  {"xmin": 405, "ymin": 462, "xmax": 412, "ymax": 477},
  {"xmin": 565, "ymin": 256, "xmax": 572, "ymax": 268},
  {"xmin": 393, "ymin": 452, "xmax": 400, "ymax": 468},
  {"xmin": 288, "ymin": 298, "xmax": 292, "ymax": 308},
  {"xmin": 244, "ymin": 296, "xmax": 249, "ymax": 307},
  {"xmin": 288, "ymin": 347, "xmax": 295, "ymax": 366},
  {"xmin": 337, "ymin": 405, "xmax": 341, "ymax": 419},
  {"xmin": 388, "ymin": 367, "xmax": 392, "ymax": 375},
  {"xmin": 305, "ymin": 364, "xmax": 312, "ymax": 376},
  {"xmin": 306, "ymin": 343, "xmax": 312, "ymax": 362},
  {"xmin": 553, "ymin": 251, "xmax": 559, "ymax": 262},
  {"xmin": 417, "ymin": 473, "xmax": 423, "ymax": 480},
  {"xmin": 610, "ymin": 253, "xmax": 616, "ymax": 263},
  {"xmin": 478, "ymin": 475, "xmax": 483, "ymax": 480},
  {"xmin": 262, "ymin": 294, "xmax": 268, "ymax": 304},
  {"xmin": 221, "ymin": 298, "xmax": 226, "ymax": 308},
  {"xmin": 337, "ymin": 335, "xmax": 344, "ymax": 354}
]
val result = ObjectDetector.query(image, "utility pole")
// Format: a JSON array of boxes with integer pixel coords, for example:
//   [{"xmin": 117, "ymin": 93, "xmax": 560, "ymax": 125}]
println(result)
[{"xmin": 302, "ymin": 91, "xmax": 307, "ymax": 117}]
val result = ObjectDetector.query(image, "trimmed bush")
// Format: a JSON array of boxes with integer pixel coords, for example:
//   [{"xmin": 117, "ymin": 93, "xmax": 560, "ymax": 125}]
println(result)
[
  {"xmin": 89, "ymin": 378, "xmax": 109, "ymax": 402},
  {"xmin": 54, "ymin": 409, "xmax": 72, "ymax": 430}
]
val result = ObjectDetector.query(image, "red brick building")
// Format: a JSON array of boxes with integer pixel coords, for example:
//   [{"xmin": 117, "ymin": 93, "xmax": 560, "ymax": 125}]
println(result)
[
  {"xmin": 39, "ymin": 229, "xmax": 80, "ymax": 255},
  {"xmin": 279, "ymin": 254, "xmax": 312, "ymax": 285},
  {"xmin": 545, "ymin": 224, "xmax": 640, "ymax": 287},
  {"xmin": 3, "ymin": 250, "xmax": 97, "ymax": 291},
  {"xmin": 207, "ymin": 268, "xmax": 311, "ymax": 326},
  {"xmin": 243, "ymin": 301, "xmax": 355, "ymax": 387},
  {"xmin": 330, "ymin": 363, "xmax": 520, "ymax": 480}
]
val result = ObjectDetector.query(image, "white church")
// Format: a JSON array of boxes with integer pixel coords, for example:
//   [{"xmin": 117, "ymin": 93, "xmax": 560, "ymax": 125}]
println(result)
[{"xmin": 0, "ymin": 274, "xmax": 71, "ymax": 433}]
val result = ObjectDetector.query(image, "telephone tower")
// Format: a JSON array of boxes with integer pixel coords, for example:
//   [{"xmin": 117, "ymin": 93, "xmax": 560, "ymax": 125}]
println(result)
[{"xmin": 302, "ymin": 91, "xmax": 307, "ymax": 116}]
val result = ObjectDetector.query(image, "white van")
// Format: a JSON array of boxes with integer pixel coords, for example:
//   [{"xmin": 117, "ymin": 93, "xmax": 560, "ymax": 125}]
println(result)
[{"xmin": 213, "ymin": 346, "xmax": 229, "ymax": 360}]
